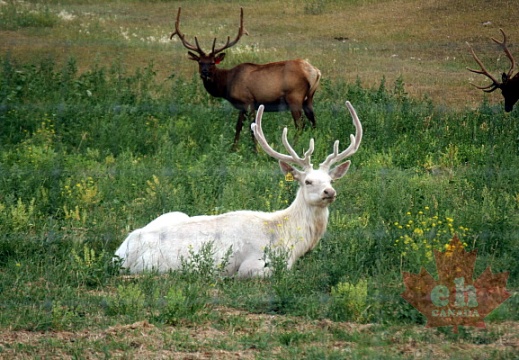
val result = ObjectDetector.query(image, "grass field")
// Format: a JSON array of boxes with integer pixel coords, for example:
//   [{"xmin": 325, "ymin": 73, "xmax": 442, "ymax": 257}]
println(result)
[
  {"xmin": 1, "ymin": 0, "xmax": 519, "ymax": 358},
  {"xmin": 2, "ymin": 0, "xmax": 518, "ymax": 109}
]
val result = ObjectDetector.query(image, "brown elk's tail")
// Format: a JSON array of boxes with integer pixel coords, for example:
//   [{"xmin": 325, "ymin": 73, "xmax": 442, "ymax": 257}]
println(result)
[
  {"xmin": 308, "ymin": 68, "xmax": 321, "ymax": 100},
  {"xmin": 303, "ymin": 64, "xmax": 321, "ymax": 127}
]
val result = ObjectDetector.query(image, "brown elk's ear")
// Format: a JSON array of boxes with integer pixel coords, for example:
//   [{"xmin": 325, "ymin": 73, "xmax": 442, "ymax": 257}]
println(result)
[
  {"xmin": 215, "ymin": 53, "xmax": 226, "ymax": 64},
  {"xmin": 502, "ymin": 72, "xmax": 510, "ymax": 84},
  {"xmin": 329, "ymin": 160, "xmax": 351, "ymax": 181},
  {"xmin": 188, "ymin": 51, "xmax": 200, "ymax": 61}
]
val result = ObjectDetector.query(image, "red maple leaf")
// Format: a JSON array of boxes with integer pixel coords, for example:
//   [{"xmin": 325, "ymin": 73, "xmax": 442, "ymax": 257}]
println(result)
[{"xmin": 402, "ymin": 235, "xmax": 511, "ymax": 332}]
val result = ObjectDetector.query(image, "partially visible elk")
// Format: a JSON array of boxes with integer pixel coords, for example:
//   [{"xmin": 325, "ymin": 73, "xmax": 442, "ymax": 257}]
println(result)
[
  {"xmin": 467, "ymin": 28, "xmax": 519, "ymax": 112},
  {"xmin": 114, "ymin": 101, "xmax": 362, "ymax": 277},
  {"xmin": 170, "ymin": 8, "xmax": 321, "ymax": 146}
]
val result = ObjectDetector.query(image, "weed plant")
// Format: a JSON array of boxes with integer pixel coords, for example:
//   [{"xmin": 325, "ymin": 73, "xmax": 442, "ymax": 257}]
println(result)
[{"xmin": 0, "ymin": 55, "xmax": 518, "ymax": 334}]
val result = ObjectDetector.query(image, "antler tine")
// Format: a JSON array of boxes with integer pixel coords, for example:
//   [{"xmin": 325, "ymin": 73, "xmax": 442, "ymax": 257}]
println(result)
[
  {"xmin": 319, "ymin": 101, "xmax": 363, "ymax": 170},
  {"xmin": 251, "ymin": 105, "xmax": 314, "ymax": 169},
  {"xmin": 466, "ymin": 41, "xmax": 501, "ymax": 91},
  {"xmin": 211, "ymin": 7, "xmax": 249, "ymax": 55},
  {"xmin": 170, "ymin": 7, "xmax": 205, "ymax": 54},
  {"xmin": 491, "ymin": 28, "xmax": 516, "ymax": 78},
  {"xmin": 281, "ymin": 129, "xmax": 314, "ymax": 169},
  {"xmin": 472, "ymin": 81, "xmax": 499, "ymax": 93}
]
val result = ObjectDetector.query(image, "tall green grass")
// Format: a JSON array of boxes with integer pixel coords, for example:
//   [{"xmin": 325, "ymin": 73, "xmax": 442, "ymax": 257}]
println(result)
[{"xmin": 0, "ymin": 56, "xmax": 517, "ymax": 332}]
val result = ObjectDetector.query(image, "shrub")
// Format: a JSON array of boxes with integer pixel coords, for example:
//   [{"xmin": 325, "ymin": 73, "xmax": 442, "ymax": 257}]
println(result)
[
  {"xmin": 391, "ymin": 207, "xmax": 473, "ymax": 270},
  {"xmin": 329, "ymin": 279, "xmax": 369, "ymax": 322},
  {"xmin": 105, "ymin": 283, "xmax": 146, "ymax": 317},
  {"xmin": 70, "ymin": 244, "xmax": 119, "ymax": 288}
]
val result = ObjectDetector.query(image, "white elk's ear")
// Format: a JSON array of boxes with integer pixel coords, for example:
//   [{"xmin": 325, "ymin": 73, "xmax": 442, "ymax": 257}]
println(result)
[
  {"xmin": 329, "ymin": 160, "xmax": 351, "ymax": 181},
  {"xmin": 279, "ymin": 161, "xmax": 303, "ymax": 181}
]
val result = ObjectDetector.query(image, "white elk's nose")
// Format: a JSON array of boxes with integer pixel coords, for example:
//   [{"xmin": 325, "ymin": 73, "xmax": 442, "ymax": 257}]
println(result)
[{"xmin": 323, "ymin": 188, "xmax": 336, "ymax": 199}]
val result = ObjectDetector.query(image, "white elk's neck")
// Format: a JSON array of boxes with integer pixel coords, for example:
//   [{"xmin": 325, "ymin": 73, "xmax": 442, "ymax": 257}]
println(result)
[{"xmin": 269, "ymin": 187, "xmax": 330, "ymax": 264}]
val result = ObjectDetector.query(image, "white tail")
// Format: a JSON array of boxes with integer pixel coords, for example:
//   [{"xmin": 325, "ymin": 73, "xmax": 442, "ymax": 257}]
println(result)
[{"xmin": 114, "ymin": 101, "xmax": 362, "ymax": 277}]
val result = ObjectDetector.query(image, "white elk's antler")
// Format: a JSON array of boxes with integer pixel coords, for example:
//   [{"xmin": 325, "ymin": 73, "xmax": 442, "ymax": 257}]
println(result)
[
  {"xmin": 319, "ymin": 101, "xmax": 363, "ymax": 171},
  {"xmin": 251, "ymin": 105, "xmax": 314, "ymax": 170}
]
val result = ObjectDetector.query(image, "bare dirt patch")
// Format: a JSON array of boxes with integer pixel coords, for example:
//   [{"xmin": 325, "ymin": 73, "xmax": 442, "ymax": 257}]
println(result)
[{"xmin": 0, "ymin": 308, "xmax": 518, "ymax": 359}]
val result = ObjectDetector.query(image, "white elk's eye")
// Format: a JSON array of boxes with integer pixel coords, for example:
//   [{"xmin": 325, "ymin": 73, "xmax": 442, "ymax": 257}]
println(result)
[{"xmin": 305, "ymin": 180, "xmax": 312, "ymax": 185}]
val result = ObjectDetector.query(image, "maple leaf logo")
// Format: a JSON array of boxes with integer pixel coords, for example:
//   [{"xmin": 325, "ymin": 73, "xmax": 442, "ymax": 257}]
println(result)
[{"xmin": 401, "ymin": 235, "xmax": 511, "ymax": 332}]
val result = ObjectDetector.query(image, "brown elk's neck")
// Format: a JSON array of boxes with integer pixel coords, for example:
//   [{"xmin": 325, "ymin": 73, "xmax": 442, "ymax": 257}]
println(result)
[{"xmin": 201, "ymin": 68, "xmax": 230, "ymax": 99}]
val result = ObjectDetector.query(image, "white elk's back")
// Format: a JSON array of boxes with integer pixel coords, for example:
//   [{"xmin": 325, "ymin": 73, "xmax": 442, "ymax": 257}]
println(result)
[{"xmin": 115, "ymin": 210, "xmax": 279, "ymax": 275}]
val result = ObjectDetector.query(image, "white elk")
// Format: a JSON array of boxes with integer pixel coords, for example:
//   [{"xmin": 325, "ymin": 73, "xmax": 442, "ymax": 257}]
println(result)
[{"xmin": 114, "ymin": 101, "xmax": 362, "ymax": 277}]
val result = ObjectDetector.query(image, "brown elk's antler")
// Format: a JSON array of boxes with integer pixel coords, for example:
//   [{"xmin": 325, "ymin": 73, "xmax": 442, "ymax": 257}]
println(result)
[
  {"xmin": 170, "ymin": 8, "xmax": 205, "ymax": 55},
  {"xmin": 491, "ymin": 28, "xmax": 516, "ymax": 80},
  {"xmin": 170, "ymin": 7, "xmax": 248, "ymax": 56},
  {"xmin": 467, "ymin": 28, "xmax": 517, "ymax": 92},
  {"xmin": 211, "ymin": 8, "xmax": 249, "ymax": 55}
]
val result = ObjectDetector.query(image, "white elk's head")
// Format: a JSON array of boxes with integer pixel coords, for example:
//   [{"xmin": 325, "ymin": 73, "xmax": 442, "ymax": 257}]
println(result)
[{"xmin": 251, "ymin": 101, "xmax": 362, "ymax": 208}]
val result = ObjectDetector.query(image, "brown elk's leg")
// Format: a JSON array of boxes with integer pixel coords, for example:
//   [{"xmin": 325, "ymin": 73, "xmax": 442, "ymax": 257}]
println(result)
[
  {"xmin": 287, "ymin": 95, "xmax": 305, "ymax": 130},
  {"xmin": 248, "ymin": 110, "xmax": 258, "ymax": 146},
  {"xmin": 232, "ymin": 110, "xmax": 247, "ymax": 150},
  {"xmin": 303, "ymin": 98, "xmax": 316, "ymax": 128}
]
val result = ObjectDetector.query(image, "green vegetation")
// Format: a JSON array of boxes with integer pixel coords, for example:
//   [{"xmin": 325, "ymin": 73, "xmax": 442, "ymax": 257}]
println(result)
[
  {"xmin": 0, "ymin": 1, "xmax": 58, "ymax": 30},
  {"xmin": 1, "ymin": 54, "xmax": 517, "ymax": 358},
  {"xmin": 0, "ymin": 0, "xmax": 518, "ymax": 358}
]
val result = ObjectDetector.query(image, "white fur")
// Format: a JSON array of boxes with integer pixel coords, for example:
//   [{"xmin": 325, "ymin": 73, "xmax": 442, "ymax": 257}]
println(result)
[{"xmin": 115, "ymin": 101, "xmax": 362, "ymax": 277}]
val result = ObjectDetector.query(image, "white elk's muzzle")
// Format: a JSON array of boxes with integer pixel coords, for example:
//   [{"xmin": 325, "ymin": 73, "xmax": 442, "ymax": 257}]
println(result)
[{"xmin": 322, "ymin": 188, "xmax": 337, "ymax": 202}]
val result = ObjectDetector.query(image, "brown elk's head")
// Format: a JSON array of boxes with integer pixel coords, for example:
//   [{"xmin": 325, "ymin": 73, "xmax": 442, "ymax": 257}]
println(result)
[
  {"xmin": 467, "ymin": 28, "xmax": 519, "ymax": 112},
  {"xmin": 170, "ymin": 8, "xmax": 248, "ymax": 82}
]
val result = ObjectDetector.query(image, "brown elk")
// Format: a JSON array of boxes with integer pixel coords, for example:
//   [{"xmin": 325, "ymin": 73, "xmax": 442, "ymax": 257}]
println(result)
[
  {"xmin": 170, "ymin": 8, "xmax": 321, "ymax": 146},
  {"xmin": 467, "ymin": 28, "xmax": 519, "ymax": 112}
]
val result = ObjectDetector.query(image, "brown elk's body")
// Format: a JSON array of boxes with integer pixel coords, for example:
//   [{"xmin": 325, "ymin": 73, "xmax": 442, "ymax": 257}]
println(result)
[
  {"xmin": 170, "ymin": 8, "xmax": 321, "ymax": 146},
  {"xmin": 467, "ymin": 29, "xmax": 519, "ymax": 112}
]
